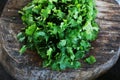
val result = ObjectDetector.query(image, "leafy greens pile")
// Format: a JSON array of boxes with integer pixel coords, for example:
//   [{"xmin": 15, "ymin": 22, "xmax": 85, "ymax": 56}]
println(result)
[{"xmin": 17, "ymin": 0, "xmax": 99, "ymax": 70}]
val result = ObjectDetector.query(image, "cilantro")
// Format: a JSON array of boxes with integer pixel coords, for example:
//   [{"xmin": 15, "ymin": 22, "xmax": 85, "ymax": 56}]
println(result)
[
  {"xmin": 19, "ymin": 45, "xmax": 27, "ymax": 55},
  {"xmin": 17, "ymin": 0, "xmax": 99, "ymax": 70},
  {"xmin": 85, "ymin": 56, "xmax": 96, "ymax": 64}
]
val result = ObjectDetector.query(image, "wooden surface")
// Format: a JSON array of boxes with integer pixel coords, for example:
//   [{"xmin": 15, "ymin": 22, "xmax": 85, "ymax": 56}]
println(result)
[{"xmin": 0, "ymin": 0, "xmax": 120, "ymax": 80}]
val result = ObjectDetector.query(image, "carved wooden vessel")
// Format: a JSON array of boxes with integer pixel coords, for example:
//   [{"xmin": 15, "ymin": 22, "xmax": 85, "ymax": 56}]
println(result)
[{"xmin": 0, "ymin": 0, "xmax": 120, "ymax": 80}]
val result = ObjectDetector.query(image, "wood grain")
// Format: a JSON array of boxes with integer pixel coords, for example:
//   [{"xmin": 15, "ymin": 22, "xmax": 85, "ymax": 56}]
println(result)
[{"xmin": 0, "ymin": 0, "xmax": 120, "ymax": 80}]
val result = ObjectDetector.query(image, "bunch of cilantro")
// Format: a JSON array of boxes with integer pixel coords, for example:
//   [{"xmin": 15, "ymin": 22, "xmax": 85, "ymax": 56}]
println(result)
[{"xmin": 17, "ymin": 0, "xmax": 99, "ymax": 70}]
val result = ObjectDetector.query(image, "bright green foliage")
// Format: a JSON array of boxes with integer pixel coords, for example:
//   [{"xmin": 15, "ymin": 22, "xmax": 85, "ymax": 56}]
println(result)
[
  {"xmin": 85, "ymin": 56, "xmax": 96, "ymax": 64},
  {"xmin": 19, "ymin": 45, "xmax": 27, "ymax": 55},
  {"xmin": 17, "ymin": 0, "xmax": 99, "ymax": 70}
]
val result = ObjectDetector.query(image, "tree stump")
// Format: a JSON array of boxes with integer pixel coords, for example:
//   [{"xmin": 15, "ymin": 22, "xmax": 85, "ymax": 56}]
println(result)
[{"xmin": 0, "ymin": 0, "xmax": 120, "ymax": 80}]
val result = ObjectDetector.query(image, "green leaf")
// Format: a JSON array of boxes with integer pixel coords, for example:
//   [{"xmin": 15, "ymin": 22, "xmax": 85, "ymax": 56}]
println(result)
[
  {"xmin": 77, "ymin": 16, "xmax": 82, "ymax": 24},
  {"xmin": 51, "ymin": 62, "xmax": 59, "ymax": 70},
  {"xmin": 80, "ymin": 40, "xmax": 91, "ymax": 49},
  {"xmin": 83, "ymin": 21, "xmax": 99, "ymax": 40},
  {"xmin": 62, "ymin": 0, "xmax": 67, "ymax": 3},
  {"xmin": 34, "ymin": 31, "xmax": 45, "ymax": 38},
  {"xmin": 73, "ymin": 61, "xmax": 81, "ymax": 69},
  {"xmin": 32, "ymin": 5, "xmax": 41, "ymax": 14},
  {"xmin": 23, "ymin": 4, "xmax": 34, "ymax": 11},
  {"xmin": 19, "ymin": 45, "xmax": 27, "ymax": 55},
  {"xmin": 68, "ymin": 18, "xmax": 78, "ymax": 27},
  {"xmin": 43, "ymin": 60, "xmax": 52, "ymax": 67},
  {"xmin": 59, "ymin": 56, "xmax": 70, "ymax": 70},
  {"xmin": 85, "ymin": 56, "xmax": 96, "ymax": 64},
  {"xmin": 59, "ymin": 59, "xmax": 66, "ymax": 70},
  {"xmin": 75, "ymin": 51, "xmax": 85, "ymax": 60},
  {"xmin": 57, "ymin": 10, "xmax": 65, "ymax": 19},
  {"xmin": 49, "ymin": 0, "xmax": 58, "ymax": 3},
  {"xmin": 17, "ymin": 32, "xmax": 25, "ymax": 42},
  {"xmin": 67, "ymin": 47, "xmax": 75, "ymax": 60},
  {"xmin": 41, "ymin": 8, "xmax": 51, "ymax": 19},
  {"xmin": 25, "ymin": 24, "xmax": 36, "ymax": 36},
  {"xmin": 58, "ymin": 40, "xmax": 66, "ymax": 48},
  {"xmin": 33, "ymin": 31, "xmax": 49, "ymax": 42},
  {"xmin": 47, "ymin": 48, "xmax": 53, "ymax": 59}
]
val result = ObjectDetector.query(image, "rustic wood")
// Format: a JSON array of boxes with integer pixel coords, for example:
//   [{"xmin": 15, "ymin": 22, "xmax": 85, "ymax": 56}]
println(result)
[{"xmin": 0, "ymin": 0, "xmax": 120, "ymax": 80}]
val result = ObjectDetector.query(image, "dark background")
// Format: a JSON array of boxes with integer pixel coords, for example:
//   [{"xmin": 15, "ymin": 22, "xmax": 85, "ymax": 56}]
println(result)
[
  {"xmin": 0, "ymin": 0, "xmax": 120, "ymax": 80},
  {"xmin": 0, "ymin": 0, "xmax": 7, "ymax": 16}
]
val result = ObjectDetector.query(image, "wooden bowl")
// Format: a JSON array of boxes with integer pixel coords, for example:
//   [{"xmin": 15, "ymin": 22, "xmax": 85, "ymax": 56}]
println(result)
[{"xmin": 0, "ymin": 0, "xmax": 120, "ymax": 80}]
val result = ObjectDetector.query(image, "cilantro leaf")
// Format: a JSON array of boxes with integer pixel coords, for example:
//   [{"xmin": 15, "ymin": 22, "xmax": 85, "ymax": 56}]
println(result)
[{"xmin": 85, "ymin": 56, "xmax": 96, "ymax": 64}]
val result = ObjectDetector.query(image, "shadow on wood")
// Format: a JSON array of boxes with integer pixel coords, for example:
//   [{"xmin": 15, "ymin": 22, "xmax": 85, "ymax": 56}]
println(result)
[{"xmin": 0, "ymin": 0, "xmax": 8, "ymax": 16}]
